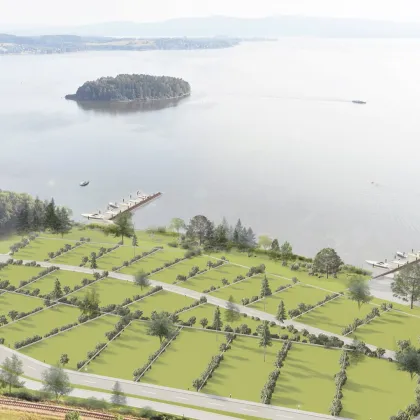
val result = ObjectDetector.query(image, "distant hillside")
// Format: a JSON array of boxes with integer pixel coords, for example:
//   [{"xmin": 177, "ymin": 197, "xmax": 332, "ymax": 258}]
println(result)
[{"xmin": 8, "ymin": 15, "xmax": 420, "ymax": 38}]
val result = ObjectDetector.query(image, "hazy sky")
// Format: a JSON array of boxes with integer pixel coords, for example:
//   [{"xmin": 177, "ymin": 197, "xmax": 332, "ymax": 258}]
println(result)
[{"xmin": 1, "ymin": 0, "xmax": 420, "ymax": 26}]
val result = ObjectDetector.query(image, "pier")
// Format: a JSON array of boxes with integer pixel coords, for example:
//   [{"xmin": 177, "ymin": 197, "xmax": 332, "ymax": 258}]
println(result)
[
  {"xmin": 367, "ymin": 250, "xmax": 420, "ymax": 279},
  {"xmin": 82, "ymin": 191, "xmax": 162, "ymax": 223}
]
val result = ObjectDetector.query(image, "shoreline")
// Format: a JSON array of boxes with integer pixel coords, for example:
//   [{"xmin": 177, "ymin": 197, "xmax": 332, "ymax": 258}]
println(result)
[{"xmin": 65, "ymin": 92, "xmax": 191, "ymax": 103}]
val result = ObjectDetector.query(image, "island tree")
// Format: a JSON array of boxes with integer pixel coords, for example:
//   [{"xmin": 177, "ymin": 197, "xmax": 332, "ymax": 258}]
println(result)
[
  {"xmin": 42, "ymin": 365, "xmax": 72, "ymax": 401},
  {"xmin": 147, "ymin": 312, "xmax": 176, "ymax": 344},
  {"xmin": 313, "ymin": 248, "xmax": 343, "ymax": 278},
  {"xmin": 258, "ymin": 321, "xmax": 272, "ymax": 362},
  {"xmin": 348, "ymin": 276, "xmax": 372, "ymax": 310},
  {"xmin": 0, "ymin": 354, "xmax": 24, "ymax": 393},
  {"xmin": 105, "ymin": 212, "xmax": 134, "ymax": 244},
  {"xmin": 134, "ymin": 269, "xmax": 150, "ymax": 290},
  {"xmin": 391, "ymin": 264, "xmax": 420, "ymax": 309},
  {"xmin": 225, "ymin": 295, "xmax": 240, "ymax": 323}
]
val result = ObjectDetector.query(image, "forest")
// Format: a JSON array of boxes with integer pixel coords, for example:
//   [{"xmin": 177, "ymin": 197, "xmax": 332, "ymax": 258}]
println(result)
[{"xmin": 65, "ymin": 74, "xmax": 191, "ymax": 102}]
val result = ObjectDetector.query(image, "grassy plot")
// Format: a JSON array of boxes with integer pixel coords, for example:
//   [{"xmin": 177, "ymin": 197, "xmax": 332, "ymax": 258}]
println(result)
[
  {"xmin": 0, "ymin": 304, "xmax": 79, "ymax": 346},
  {"xmin": 297, "ymin": 296, "xmax": 374, "ymax": 335},
  {"xmin": 41, "ymin": 229, "xmax": 120, "ymax": 244},
  {"xmin": 0, "ymin": 234, "xmax": 21, "ymax": 254},
  {"xmin": 21, "ymin": 270, "xmax": 95, "ymax": 296},
  {"xmin": 202, "ymin": 335, "xmax": 284, "ymax": 402},
  {"xmin": 271, "ymin": 344, "xmax": 339, "ymax": 413},
  {"xmin": 87, "ymin": 321, "xmax": 161, "ymax": 380},
  {"xmin": 97, "ymin": 245, "xmax": 156, "ymax": 270},
  {"xmin": 53, "ymin": 243, "xmax": 106, "ymax": 266},
  {"xmin": 0, "ymin": 265, "xmax": 43, "ymax": 288},
  {"xmin": 210, "ymin": 274, "xmax": 291, "ymax": 302},
  {"xmin": 341, "ymin": 355, "xmax": 416, "ymax": 419},
  {"xmin": 22, "ymin": 315, "xmax": 118, "ymax": 369},
  {"xmin": 349, "ymin": 310, "xmax": 420, "ymax": 350},
  {"xmin": 13, "ymin": 238, "xmax": 71, "ymax": 261},
  {"xmin": 142, "ymin": 328, "xmax": 221, "ymax": 390},
  {"xmin": 119, "ymin": 249, "xmax": 185, "ymax": 276},
  {"xmin": 70, "ymin": 278, "xmax": 145, "ymax": 307},
  {"xmin": 180, "ymin": 264, "xmax": 248, "ymax": 293},
  {"xmin": 0, "ymin": 293, "xmax": 43, "ymax": 319},
  {"xmin": 150, "ymin": 256, "xmax": 210, "ymax": 284},
  {"xmin": 249, "ymin": 283, "xmax": 329, "ymax": 319},
  {"xmin": 127, "ymin": 290, "xmax": 195, "ymax": 317}
]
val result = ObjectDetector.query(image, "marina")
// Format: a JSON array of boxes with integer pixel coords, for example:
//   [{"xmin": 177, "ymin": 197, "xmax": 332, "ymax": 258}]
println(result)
[
  {"xmin": 366, "ymin": 249, "xmax": 420, "ymax": 279},
  {"xmin": 81, "ymin": 191, "xmax": 162, "ymax": 223}
]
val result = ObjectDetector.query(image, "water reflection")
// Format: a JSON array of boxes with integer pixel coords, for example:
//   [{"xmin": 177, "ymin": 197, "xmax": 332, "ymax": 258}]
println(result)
[{"xmin": 73, "ymin": 97, "xmax": 187, "ymax": 115}]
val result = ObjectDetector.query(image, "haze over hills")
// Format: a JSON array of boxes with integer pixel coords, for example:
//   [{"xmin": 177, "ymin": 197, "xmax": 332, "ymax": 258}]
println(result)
[{"xmin": 6, "ymin": 15, "xmax": 420, "ymax": 38}]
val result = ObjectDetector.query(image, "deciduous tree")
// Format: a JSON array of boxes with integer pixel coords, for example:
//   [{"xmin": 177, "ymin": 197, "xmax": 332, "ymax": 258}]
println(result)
[
  {"xmin": 111, "ymin": 381, "xmax": 127, "ymax": 405},
  {"xmin": 313, "ymin": 248, "xmax": 343, "ymax": 278},
  {"xmin": 187, "ymin": 215, "xmax": 212, "ymax": 245},
  {"xmin": 105, "ymin": 213, "xmax": 134, "ymax": 244},
  {"xmin": 42, "ymin": 365, "xmax": 72, "ymax": 401},
  {"xmin": 258, "ymin": 235, "xmax": 272, "ymax": 250},
  {"xmin": 225, "ymin": 295, "xmax": 240, "ymax": 323},
  {"xmin": 0, "ymin": 354, "xmax": 24, "ymax": 393},
  {"xmin": 279, "ymin": 241, "xmax": 293, "ymax": 263},
  {"xmin": 147, "ymin": 312, "xmax": 176, "ymax": 344},
  {"xmin": 200, "ymin": 318, "xmax": 208, "ymax": 328},
  {"xmin": 79, "ymin": 288, "xmax": 100, "ymax": 318},
  {"xmin": 134, "ymin": 269, "xmax": 150, "ymax": 290},
  {"xmin": 348, "ymin": 276, "xmax": 372, "ymax": 310},
  {"xmin": 392, "ymin": 264, "xmax": 420, "ymax": 309},
  {"xmin": 59, "ymin": 354, "xmax": 69, "ymax": 367},
  {"xmin": 396, "ymin": 346, "xmax": 420, "ymax": 380},
  {"xmin": 169, "ymin": 218, "xmax": 186, "ymax": 234}
]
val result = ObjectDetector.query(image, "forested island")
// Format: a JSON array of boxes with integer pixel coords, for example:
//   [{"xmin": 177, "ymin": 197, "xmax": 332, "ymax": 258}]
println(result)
[{"xmin": 65, "ymin": 74, "xmax": 191, "ymax": 102}]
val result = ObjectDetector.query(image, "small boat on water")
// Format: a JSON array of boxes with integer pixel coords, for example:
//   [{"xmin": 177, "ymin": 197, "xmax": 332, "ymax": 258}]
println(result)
[
  {"xmin": 366, "ymin": 260, "xmax": 390, "ymax": 269},
  {"xmin": 80, "ymin": 181, "xmax": 90, "ymax": 187},
  {"xmin": 352, "ymin": 100, "xmax": 367, "ymax": 105},
  {"xmin": 396, "ymin": 251, "xmax": 408, "ymax": 259},
  {"xmin": 109, "ymin": 202, "xmax": 119, "ymax": 209}
]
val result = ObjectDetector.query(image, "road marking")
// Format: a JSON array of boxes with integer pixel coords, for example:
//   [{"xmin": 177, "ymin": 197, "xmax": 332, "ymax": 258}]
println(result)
[
  {"xmin": 240, "ymin": 408, "xmax": 258, "ymax": 413},
  {"xmin": 208, "ymin": 403, "xmax": 224, "ymax": 407},
  {"xmin": 175, "ymin": 397, "xmax": 188, "ymax": 401},
  {"xmin": 142, "ymin": 391, "xmax": 157, "ymax": 395}
]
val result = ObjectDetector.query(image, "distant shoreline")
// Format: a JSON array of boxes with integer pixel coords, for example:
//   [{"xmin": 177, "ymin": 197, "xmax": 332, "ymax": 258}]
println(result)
[{"xmin": 65, "ymin": 92, "xmax": 191, "ymax": 103}]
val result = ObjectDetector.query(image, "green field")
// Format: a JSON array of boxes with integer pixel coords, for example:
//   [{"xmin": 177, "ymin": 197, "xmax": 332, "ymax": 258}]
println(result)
[
  {"xmin": 87, "ymin": 321, "xmax": 161, "ymax": 380},
  {"xmin": 22, "ymin": 315, "xmax": 118, "ymax": 369},
  {"xmin": 142, "ymin": 328, "xmax": 221, "ymax": 390},
  {"xmin": 0, "ymin": 304, "xmax": 79, "ymax": 346},
  {"xmin": 272, "ymin": 344, "xmax": 339, "ymax": 413},
  {"xmin": 13, "ymin": 238, "xmax": 71, "ymax": 261},
  {"xmin": 341, "ymin": 355, "xmax": 416, "ymax": 419},
  {"xmin": 21, "ymin": 270, "xmax": 95, "ymax": 296},
  {"xmin": 297, "ymin": 296, "xmax": 374, "ymax": 335},
  {"xmin": 180, "ymin": 264, "xmax": 248, "ymax": 293},
  {"xmin": 249, "ymin": 283, "xmax": 330, "ymax": 319},
  {"xmin": 151, "ymin": 256, "xmax": 210, "ymax": 284},
  {"xmin": 0, "ymin": 234, "xmax": 21, "ymax": 254},
  {"xmin": 97, "ymin": 246, "xmax": 151, "ymax": 270},
  {"xmin": 53, "ymin": 243, "xmax": 107, "ymax": 266},
  {"xmin": 127, "ymin": 290, "xmax": 195, "ymax": 317},
  {"xmin": 70, "ymin": 278, "xmax": 145, "ymax": 306},
  {"xmin": 119, "ymin": 249, "xmax": 185, "ymax": 276},
  {"xmin": 349, "ymin": 310, "xmax": 420, "ymax": 350},
  {"xmin": 41, "ymin": 229, "xmax": 120, "ymax": 244},
  {"xmin": 0, "ymin": 265, "xmax": 44, "ymax": 288},
  {"xmin": 210, "ymin": 274, "xmax": 292, "ymax": 302},
  {"xmin": 0, "ymin": 293, "xmax": 43, "ymax": 319},
  {"xmin": 202, "ymin": 335, "xmax": 284, "ymax": 401}
]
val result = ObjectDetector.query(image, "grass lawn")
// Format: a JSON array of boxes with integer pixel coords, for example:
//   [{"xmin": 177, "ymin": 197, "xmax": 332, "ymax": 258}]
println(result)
[
  {"xmin": 97, "ymin": 246, "xmax": 152, "ymax": 270},
  {"xmin": 249, "ymin": 283, "xmax": 329, "ymax": 319},
  {"xmin": 22, "ymin": 315, "xmax": 119, "ymax": 369},
  {"xmin": 0, "ymin": 304, "xmax": 79, "ymax": 346},
  {"xmin": 210, "ymin": 274, "xmax": 291, "ymax": 302},
  {"xmin": 180, "ymin": 264, "xmax": 249, "ymax": 293},
  {"xmin": 0, "ymin": 293, "xmax": 43, "ymax": 319},
  {"xmin": 87, "ymin": 321, "xmax": 161, "ymax": 380},
  {"xmin": 297, "ymin": 296, "xmax": 374, "ymax": 335},
  {"xmin": 341, "ymin": 355, "xmax": 416, "ymax": 419},
  {"xmin": 70, "ymin": 277, "xmax": 146, "ymax": 307},
  {"xmin": 41, "ymin": 229, "xmax": 120, "ymax": 244},
  {"xmin": 372, "ymin": 296, "xmax": 420, "ymax": 318},
  {"xmin": 271, "ymin": 344, "xmax": 340, "ymax": 413},
  {"xmin": 0, "ymin": 265, "xmax": 44, "ymax": 288},
  {"xmin": 150, "ymin": 256, "xmax": 210, "ymax": 284},
  {"xmin": 349, "ymin": 310, "xmax": 420, "ymax": 350},
  {"xmin": 0, "ymin": 234, "xmax": 21, "ymax": 254},
  {"xmin": 13, "ymin": 238, "xmax": 71, "ymax": 261},
  {"xmin": 202, "ymin": 335, "xmax": 284, "ymax": 401},
  {"xmin": 127, "ymin": 290, "xmax": 195, "ymax": 317},
  {"xmin": 53, "ymin": 243, "xmax": 106, "ymax": 266},
  {"xmin": 142, "ymin": 328, "xmax": 221, "ymax": 390},
  {"xmin": 21, "ymin": 270, "xmax": 95, "ymax": 296},
  {"xmin": 119, "ymin": 249, "xmax": 185, "ymax": 276}
]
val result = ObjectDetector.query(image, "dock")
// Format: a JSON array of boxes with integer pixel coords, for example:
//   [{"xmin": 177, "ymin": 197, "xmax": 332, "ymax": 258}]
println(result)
[
  {"xmin": 82, "ymin": 191, "xmax": 162, "ymax": 223},
  {"xmin": 366, "ymin": 250, "xmax": 420, "ymax": 279}
]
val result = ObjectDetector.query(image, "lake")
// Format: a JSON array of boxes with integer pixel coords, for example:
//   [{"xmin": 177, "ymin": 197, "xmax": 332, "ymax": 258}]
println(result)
[{"xmin": 1, "ymin": 38, "xmax": 420, "ymax": 265}]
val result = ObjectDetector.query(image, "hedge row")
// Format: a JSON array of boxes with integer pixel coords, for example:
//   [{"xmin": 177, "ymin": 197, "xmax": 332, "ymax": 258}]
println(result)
[
  {"xmin": 389, "ymin": 377, "xmax": 420, "ymax": 419},
  {"xmin": 15, "ymin": 334, "xmax": 42, "ymax": 349},
  {"xmin": 13, "ymin": 306, "xmax": 44, "ymax": 321},
  {"xmin": 342, "ymin": 306, "xmax": 383, "ymax": 335},
  {"xmin": 175, "ymin": 259, "xmax": 225, "ymax": 285},
  {"xmin": 329, "ymin": 350, "xmax": 350, "ymax": 416},
  {"xmin": 133, "ymin": 330, "xmax": 181, "ymax": 380},
  {"xmin": 288, "ymin": 292, "xmax": 341, "ymax": 318},
  {"xmin": 46, "ymin": 243, "xmax": 81, "ymax": 261},
  {"xmin": 9, "ymin": 234, "xmax": 38, "ymax": 254},
  {"xmin": 173, "ymin": 296, "xmax": 207, "ymax": 316},
  {"xmin": 16, "ymin": 266, "xmax": 60, "ymax": 290},
  {"xmin": 261, "ymin": 340, "xmax": 292, "ymax": 404},
  {"xmin": 111, "ymin": 246, "xmax": 162, "ymax": 272},
  {"xmin": 44, "ymin": 322, "xmax": 78, "ymax": 338},
  {"xmin": 246, "ymin": 264, "xmax": 266, "ymax": 277},
  {"xmin": 80, "ymin": 245, "xmax": 120, "ymax": 267}
]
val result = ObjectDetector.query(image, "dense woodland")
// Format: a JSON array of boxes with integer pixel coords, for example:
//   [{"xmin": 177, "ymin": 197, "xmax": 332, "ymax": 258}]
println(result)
[
  {"xmin": 0, "ymin": 190, "xmax": 71, "ymax": 237},
  {"xmin": 66, "ymin": 74, "xmax": 191, "ymax": 102}
]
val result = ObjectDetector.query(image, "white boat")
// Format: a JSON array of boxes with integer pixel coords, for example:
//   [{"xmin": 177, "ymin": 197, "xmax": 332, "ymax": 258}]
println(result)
[
  {"xmin": 396, "ymin": 251, "xmax": 408, "ymax": 259},
  {"xmin": 108, "ymin": 202, "xmax": 119, "ymax": 209},
  {"xmin": 81, "ymin": 213, "xmax": 104, "ymax": 220},
  {"xmin": 366, "ymin": 260, "xmax": 390, "ymax": 269}
]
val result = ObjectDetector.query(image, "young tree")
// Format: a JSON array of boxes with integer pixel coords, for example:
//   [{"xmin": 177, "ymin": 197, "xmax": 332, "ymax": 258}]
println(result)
[
  {"xmin": 134, "ymin": 269, "xmax": 150, "ymax": 290},
  {"xmin": 169, "ymin": 218, "xmax": 186, "ymax": 234},
  {"xmin": 8, "ymin": 310, "xmax": 18, "ymax": 321},
  {"xmin": 275, "ymin": 300, "xmax": 286, "ymax": 323},
  {"xmin": 279, "ymin": 241, "xmax": 293, "ymax": 263},
  {"xmin": 59, "ymin": 354, "xmax": 69, "ymax": 367},
  {"xmin": 271, "ymin": 239, "xmax": 280, "ymax": 252},
  {"xmin": 16, "ymin": 200, "xmax": 31, "ymax": 237},
  {"xmin": 132, "ymin": 233, "xmax": 138, "ymax": 256},
  {"xmin": 51, "ymin": 278, "xmax": 63, "ymax": 300},
  {"xmin": 258, "ymin": 235, "xmax": 272, "ymax": 250},
  {"xmin": 392, "ymin": 264, "xmax": 420, "ymax": 309},
  {"xmin": 258, "ymin": 321, "xmax": 272, "ymax": 362},
  {"xmin": 212, "ymin": 306, "xmax": 223, "ymax": 340},
  {"xmin": 42, "ymin": 365, "xmax": 72, "ymax": 401},
  {"xmin": 260, "ymin": 275, "xmax": 272, "ymax": 311},
  {"xmin": 348, "ymin": 276, "xmax": 372, "ymax": 310},
  {"xmin": 147, "ymin": 312, "xmax": 176, "ymax": 344},
  {"xmin": 233, "ymin": 219, "xmax": 247, "ymax": 245},
  {"xmin": 90, "ymin": 255, "xmax": 98, "ymax": 269},
  {"xmin": 105, "ymin": 212, "xmax": 134, "ymax": 244},
  {"xmin": 44, "ymin": 198, "xmax": 60, "ymax": 233},
  {"xmin": 111, "ymin": 381, "xmax": 127, "ymax": 405},
  {"xmin": 245, "ymin": 228, "xmax": 257, "ymax": 248},
  {"xmin": 225, "ymin": 295, "xmax": 241, "ymax": 323},
  {"xmin": 186, "ymin": 215, "xmax": 212, "ymax": 245},
  {"xmin": 32, "ymin": 196, "xmax": 46, "ymax": 232},
  {"xmin": 213, "ymin": 223, "xmax": 228, "ymax": 248},
  {"xmin": 396, "ymin": 346, "xmax": 420, "ymax": 380},
  {"xmin": 313, "ymin": 248, "xmax": 343, "ymax": 278},
  {"xmin": 79, "ymin": 288, "xmax": 100, "ymax": 318},
  {"xmin": 200, "ymin": 318, "xmax": 208, "ymax": 328},
  {"xmin": 0, "ymin": 354, "xmax": 24, "ymax": 393},
  {"xmin": 56, "ymin": 207, "xmax": 72, "ymax": 238}
]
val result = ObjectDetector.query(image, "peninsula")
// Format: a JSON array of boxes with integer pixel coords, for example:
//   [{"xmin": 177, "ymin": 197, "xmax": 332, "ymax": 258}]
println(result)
[{"xmin": 65, "ymin": 73, "xmax": 191, "ymax": 102}]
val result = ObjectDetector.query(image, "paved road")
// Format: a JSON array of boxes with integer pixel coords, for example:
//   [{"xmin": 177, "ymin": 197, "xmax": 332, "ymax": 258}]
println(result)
[{"xmin": 0, "ymin": 347, "xmax": 342, "ymax": 420}]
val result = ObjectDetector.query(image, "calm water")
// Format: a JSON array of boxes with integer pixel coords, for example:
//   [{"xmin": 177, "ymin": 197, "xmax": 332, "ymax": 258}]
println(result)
[{"xmin": 2, "ymin": 39, "xmax": 420, "ymax": 265}]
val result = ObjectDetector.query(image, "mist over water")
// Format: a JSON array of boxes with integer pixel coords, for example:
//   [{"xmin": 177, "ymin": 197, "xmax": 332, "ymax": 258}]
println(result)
[{"xmin": 1, "ymin": 38, "xmax": 420, "ymax": 265}]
